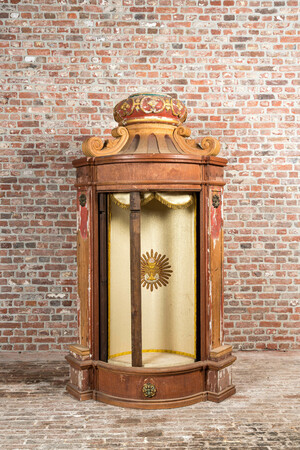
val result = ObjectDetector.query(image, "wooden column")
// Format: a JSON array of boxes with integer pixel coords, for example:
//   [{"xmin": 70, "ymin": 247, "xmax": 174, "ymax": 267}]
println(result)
[
  {"xmin": 91, "ymin": 187, "xmax": 99, "ymax": 360},
  {"xmin": 99, "ymin": 194, "xmax": 108, "ymax": 362},
  {"xmin": 200, "ymin": 186, "xmax": 209, "ymax": 361},
  {"xmin": 196, "ymin": 191, "xmax": 201, "ymax": 362},
  {"xmin": 130, "ymin": 192, "xmax": 142, "ymax": 367}
]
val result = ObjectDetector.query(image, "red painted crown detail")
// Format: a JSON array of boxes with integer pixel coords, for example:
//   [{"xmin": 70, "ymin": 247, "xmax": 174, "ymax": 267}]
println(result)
[{"xmin": 113, "ymin": 93, "xmax": 187, "ymax": 125}]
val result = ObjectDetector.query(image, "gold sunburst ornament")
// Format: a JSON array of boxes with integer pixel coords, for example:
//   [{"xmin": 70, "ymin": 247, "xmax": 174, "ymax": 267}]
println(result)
[{"xmin": 141, "ymin": 250, "xmax": 172, "ymax": 291}]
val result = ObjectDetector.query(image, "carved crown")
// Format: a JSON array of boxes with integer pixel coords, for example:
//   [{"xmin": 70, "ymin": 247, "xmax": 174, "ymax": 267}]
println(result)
[
  {"xmin": 113, "ymin": 93, "xmax": 187, "ymax": 126},
  {"xmin": 82, "ymin": 93, "xmax": 221, "ymax": 158}
]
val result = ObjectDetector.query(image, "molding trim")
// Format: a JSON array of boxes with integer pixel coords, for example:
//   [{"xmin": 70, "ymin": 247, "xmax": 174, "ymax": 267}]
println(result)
[
  {"xmin": 173, "ymin": 126, "xmax": 221, "ymax": 157},
  {"xmin": 69, "ymin": 344, "xmax": 90, "ymax": 357},
  {"xmin": 65, "ymin": 354, "xmax": 93, "ymax": 370},
  {"xmin": 66, "ymin": 386, "xmax": 236, "ymax": 408},
  {"xmin": 207, "ymin": 385, "xmax": 236, "ymax": 403},
  {"xmin": 210, "ymin": 344, "xmax": 233, "ymax": 360},
  {"xmin": 93, "ymin": 390, "xmax": 208, "ymax": 410},
  {"xmin": 66, "ymin": 383, "xmax": 93, "ymax": 401},
  {"xmin": 82, "ymin": 127, "xmax": 129, "ymax": 157}
]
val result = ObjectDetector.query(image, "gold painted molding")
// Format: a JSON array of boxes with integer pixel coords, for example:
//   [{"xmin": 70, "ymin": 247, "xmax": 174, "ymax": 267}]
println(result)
[
  {"xmin": 209, "ymin": 344, "xmax": 233, "ymax": 359},
  {"xmin": 173, "ymin": 126, "xmax": 221, "ymax": 157},
  {"xmin": 69, "ymin": 344, "xmax": 90, "ymax": 357},
  {"xmin": 81, "ymin": 122, "xmax": 220, "ymax": 158},
  {"xmin": 82, "ymin": 126, "xmax": 129, "ymax": 157}
]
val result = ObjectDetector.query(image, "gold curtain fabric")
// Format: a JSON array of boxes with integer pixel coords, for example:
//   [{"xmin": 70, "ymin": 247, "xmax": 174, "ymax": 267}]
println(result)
[
  {"xmin": 111, "ymin": 192, "xmax": 193, "ymax": 209},
  {"xmin": 108, "ymin": 194, "xmax": 196, "ymax": 364}
]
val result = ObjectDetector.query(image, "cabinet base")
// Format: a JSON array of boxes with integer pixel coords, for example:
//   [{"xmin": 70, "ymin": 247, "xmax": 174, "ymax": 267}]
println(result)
[
  {"xmin": 66, "ymin": 349, "xmax": 236, "ymax": 410},
  {"xmin": 67, "ymin": 381, "xmax": 236, "ymax": 409}
]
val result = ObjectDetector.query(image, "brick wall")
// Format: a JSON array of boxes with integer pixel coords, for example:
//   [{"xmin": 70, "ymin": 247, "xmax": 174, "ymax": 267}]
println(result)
[{"xmin": 0, "ymin": 0, "xmax": 299, "ymax": 352}]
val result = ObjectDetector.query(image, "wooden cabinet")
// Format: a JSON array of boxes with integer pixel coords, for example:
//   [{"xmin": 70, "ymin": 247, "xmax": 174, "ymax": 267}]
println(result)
[{"xmin": 66, "ymin": 94, "xmax": 236, "ymax": 409}]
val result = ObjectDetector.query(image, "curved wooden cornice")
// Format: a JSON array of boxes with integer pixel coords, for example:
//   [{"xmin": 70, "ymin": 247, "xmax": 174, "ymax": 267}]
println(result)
[
  {"xmin": 82, "ymin": 126, "xmax": 129, "ymax": 157},
  {"xmin": 173, "ymin": 126, "xmax": 221, "ymax": 157}
]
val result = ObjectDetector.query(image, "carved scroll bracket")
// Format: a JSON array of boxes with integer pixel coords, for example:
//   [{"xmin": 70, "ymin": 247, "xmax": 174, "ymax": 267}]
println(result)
[
  {"xmin": 173, "ymin": 126, "xmax": 221, "ymax": 157},
  {"xmin": 82, "ymin": 126, "xmax": 129, "ymax": 157}
]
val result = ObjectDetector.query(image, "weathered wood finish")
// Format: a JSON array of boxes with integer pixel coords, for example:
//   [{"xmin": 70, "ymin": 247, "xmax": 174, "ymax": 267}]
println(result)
[
  {"xmin": 209, "ymin": 188, "xmax": 224, "ymax": 350},
  {"xmin": 77, "ymin": 232, "xmax": 89, "ymax": 347},
  {"xmin": 91, "ymin": 186, "xmax": 100, "ymax": 360},
  {"xmin": 73, "ymin": 154, "xmax": 227, "ymax": 192},
  {"xmin": 94, "ymin": 361, "xmax": 205, "ymax": 409},
  {"xmin": 199, "ymin": 185, "xmax": 210, "ymax": 361},
  {"xmin": 130, "ymin": 192, "xmax": 143, "ymax": 367},
  {"xmin": 68, "ymin": 150, "xmax": 236, "ymax": 408},
  {"xmin": 77, "ymin": 190, "xmax": 90, "ymax": 348},
  {"xmin": 65, "ymin": 353, "xmax": 236, "ymax": 409}
]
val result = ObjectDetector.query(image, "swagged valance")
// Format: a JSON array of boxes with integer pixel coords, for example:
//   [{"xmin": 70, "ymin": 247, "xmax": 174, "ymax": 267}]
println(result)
[{"xmin": 111, "ymin": 192, "xmax": 193, "ymax": 209}]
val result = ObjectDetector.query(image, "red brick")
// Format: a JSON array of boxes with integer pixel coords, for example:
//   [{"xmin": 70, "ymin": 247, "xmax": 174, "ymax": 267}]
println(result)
[
  {"xmin": 0, "ymin": 0, "xmax": 299, "ymax": 353},
  {"xmin": 17, "ymin": 121, "xmax": 39, "ymax": 127}
]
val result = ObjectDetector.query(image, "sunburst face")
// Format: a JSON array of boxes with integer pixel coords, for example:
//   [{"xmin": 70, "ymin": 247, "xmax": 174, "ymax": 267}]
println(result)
[{"xmin": 141, "ymin": 250, "xmax": 172, "ymax": 291}]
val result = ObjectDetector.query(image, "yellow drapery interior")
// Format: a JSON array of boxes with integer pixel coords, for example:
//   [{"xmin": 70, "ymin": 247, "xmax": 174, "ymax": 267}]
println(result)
[
  {"xmin": 108, "ymin": 193, "xmax": 196, "ymax": 367},
  {"xmin": 111, "ymin": 192, "xmax": 193, "ymax": 209}
]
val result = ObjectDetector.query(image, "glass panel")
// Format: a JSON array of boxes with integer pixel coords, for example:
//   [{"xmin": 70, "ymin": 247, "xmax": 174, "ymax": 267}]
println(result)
[
  {"xmin": 108, "ymin": 199, "xmax": 131, "ymax": 359},
  {"xmin": 108, "ymin": 193, "xmax": 196, "ymax": 367},
  {"xmin": 140, "ymin": 197, "xmax": 196, "ymax": 367}
]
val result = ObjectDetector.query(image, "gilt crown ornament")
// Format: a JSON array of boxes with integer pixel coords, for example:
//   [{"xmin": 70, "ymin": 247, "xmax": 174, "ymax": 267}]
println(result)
[
  {"xmin": 113, "ymin": 93, "xmax": 187, "ymax": 125},
  {"xmin": 82, "ymin": 93, "xmax": 220, "ymax": 158}
]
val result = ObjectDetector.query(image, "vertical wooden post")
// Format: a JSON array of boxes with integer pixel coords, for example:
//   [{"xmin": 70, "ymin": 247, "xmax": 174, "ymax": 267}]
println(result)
[
  {"xmin": 200, "ymin": 186, "xmax": 209, "ymax": 361},
  {"xmin": 99, "ymin": 194, "xmax": 108, "ymax": 362},
  {"xmin": 130, "ymin": 192, "xmax": 142, "ymax": 367},
  {"xmin": 196, "ymin": 192, "xmax": 201, "ymax": 362}
]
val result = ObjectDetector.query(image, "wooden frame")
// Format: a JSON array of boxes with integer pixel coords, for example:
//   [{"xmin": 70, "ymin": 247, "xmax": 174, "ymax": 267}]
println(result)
[
  {"xmin": 129, "ymin": 192, "xmax": 142, "ymax": 367},
  {"xmin": 67, "ymin": 93, "xmax": 235, "ymax": 408},
  {"xmin": 99, "ymin": 193, "xmax": 108, "ymax": 362},
  {"xmin": 67, "ymin": 154, "xmax": 236, "ymax": 409}
]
